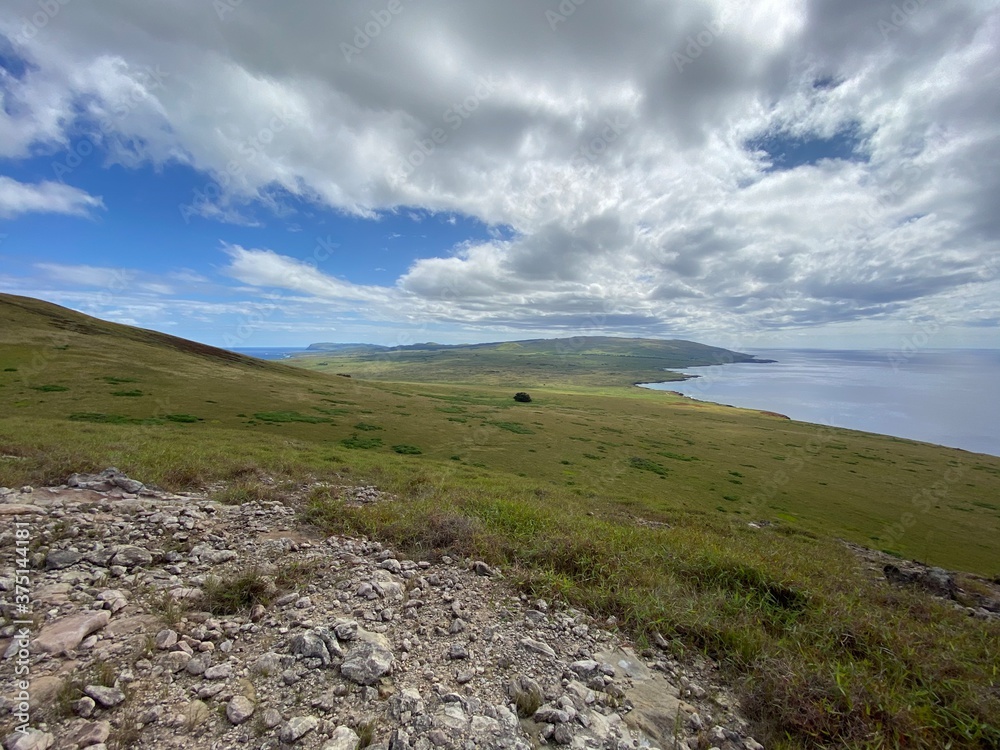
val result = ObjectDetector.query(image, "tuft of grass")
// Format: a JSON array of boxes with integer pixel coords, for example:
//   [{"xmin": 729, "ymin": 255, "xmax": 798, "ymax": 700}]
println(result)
[
  {"xmin": 211, "ymin": 479, "xmax": 283, "ymax": 505},
  {"xmin": 353, "ymin": 422, "xmax": 383, "ymax": 431},
  {"xmin": 355, "ymin": 719, "xmax": 376, "ymax": 748},
  {"xmin": 512, "ymin": 683, "xmax": 543, "ymax": 718},
  {"xmin": 202, "ymin": 569, "xmax": 274, "ymax": 614},
  {"xmin": 164, "ymin": 413, "xmax": 202, "ymax": 423},
  {"xmin": 111, "ymin": 389, "xmax": 144, "ymax": 397},
  {"xmin": 32, "ymin": 384, "xmax": 69, "ymax": 392}
]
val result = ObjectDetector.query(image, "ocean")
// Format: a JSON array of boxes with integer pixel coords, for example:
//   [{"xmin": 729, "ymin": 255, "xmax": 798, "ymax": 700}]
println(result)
[
  {"xmin": 230, "ymin": 347, "xmax": 309, "ymax": 361},
  {"xmin": 639, "ymin": 349, "xmax": 1000, "ymax": 457}
]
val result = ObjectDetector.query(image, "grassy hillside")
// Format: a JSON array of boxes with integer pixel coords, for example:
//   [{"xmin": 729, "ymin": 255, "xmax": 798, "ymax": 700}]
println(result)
[
  {"xmin": 290, "ymin": 335, "xmax": 765, "ymax": 387},
  {"xmin": 1, "ymin": 293, "xmax": 999, "ymax": 748}
]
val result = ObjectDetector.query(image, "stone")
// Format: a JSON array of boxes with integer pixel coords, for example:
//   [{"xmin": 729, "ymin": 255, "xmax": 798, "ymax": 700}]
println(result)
[
  {"xmin": 322, "ymin": 726, "xmax": 361, "ymax": 750},
  {"xmin": 472, "ymin": 560, "xmax": 495, "ymax": 576},
  {"xmin": 28, "ymin": 675, "xmax": 65, "ymax": 705},
  {"xmin": 203, "ymin": 663, "xmax": 232, "ymax": 680},
  {"xmin": 33, "ymin": 611, "xmax": 111, "ymax": 655},
  {"xmin": 64, "ymin": 720, "xmax": 111, "ymax": 747},
  {"xmin": 448, "ymin": 643, "xmax": 469, "ymax": 660},
  {"xmin": 279, "ymin": 716, "xmax": 320, "ymax": 743},
  {"xmin": 0, "ymin": 504, "xmax": 46, "ymax": 516},
  {"xmin": 520, "ymin": 637, "xmax": 556, "ymax": 658},
  {"xmin": 45, "ymin": 549, "xmax": 81, "ymax": 570},
  {"xmin": 160, "ymin": 651, "xmax": 189, "ymax": 673},
  {"xmin": 2, "ymin": 730, "xmax": 54, "ymax": 750},
  {"xmin": 111, "ymin": 545, "xmax": 152, "ymax": 568},
  {"xmin": 72, "ymin": 696, "xmax": 96, "ymax": 718},
  {"xmin": 290, "ymin": 629, "xmax": 339, "ymax": 667},
  {"xmin": 154, "ymin": 629, "xmax": 177, "ymax": 650},
  {"xmin": 341, "ymin": 640, "xmax": 393, "ymax": 685},
  {"xmin": 263, "ymin": 708, "xmax": 284, "ymax": 728},
  {"xmin": 226, "ymin": 695, "xmax": 255, "ymax": 725},
  {"xmin": 84, "ymin": 685, "xmax": 125, "ymax": 708}
]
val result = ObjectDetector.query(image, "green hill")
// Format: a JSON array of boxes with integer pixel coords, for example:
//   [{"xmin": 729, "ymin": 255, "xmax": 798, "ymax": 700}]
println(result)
[
  {"xmin": 1, "ymin": 293, "xmax": 999, "ymax": 748},
  {"xmin": 292, "ymin": 334, "xmax": 767, "ymax": 387}
]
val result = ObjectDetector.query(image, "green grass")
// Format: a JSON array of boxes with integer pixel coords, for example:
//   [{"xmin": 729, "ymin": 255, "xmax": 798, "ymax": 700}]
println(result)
[
  {"xmin": 2, "ymin": 292, "xmax": 1000, "ymax": 749},
  {"xmin": 253, "ymin": 410, "xmax": 332, "ymax": 423}
]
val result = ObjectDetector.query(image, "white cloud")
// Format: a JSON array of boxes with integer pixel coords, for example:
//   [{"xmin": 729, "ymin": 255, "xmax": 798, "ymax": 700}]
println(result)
[
  {"xmin": 0, "ymin": 177, "xmax": 103, "ymax": 218},
  {"xmin": 1, "ymin": 1, "xmax": 998, "ymax": 342}
]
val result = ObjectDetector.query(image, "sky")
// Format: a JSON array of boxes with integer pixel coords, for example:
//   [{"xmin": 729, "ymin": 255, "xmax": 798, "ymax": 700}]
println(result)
[{"xmin": 0, "ymin": 0, "xmax": 998, "ymax": 351}]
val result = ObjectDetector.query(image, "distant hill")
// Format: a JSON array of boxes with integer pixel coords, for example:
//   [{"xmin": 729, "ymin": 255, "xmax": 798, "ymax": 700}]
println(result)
[
  {"xmin": 306, "ymin": 342, "xmax": 389, "ymax": 353},
  {"xmin": 294, "ymin": 335, "xmax": 771, "ymax": 388}
]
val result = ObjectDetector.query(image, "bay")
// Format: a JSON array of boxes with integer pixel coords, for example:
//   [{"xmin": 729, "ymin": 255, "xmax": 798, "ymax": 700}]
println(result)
[{"xmin": 639, "ymin": 349, "xmax": 1000, "ymax": 457}]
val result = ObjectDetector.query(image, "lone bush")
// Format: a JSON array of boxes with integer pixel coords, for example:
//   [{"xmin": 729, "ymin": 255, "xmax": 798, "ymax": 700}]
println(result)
[{"xmin": 513, "ymin": 392, "xmax": 532, "ymax": 403}]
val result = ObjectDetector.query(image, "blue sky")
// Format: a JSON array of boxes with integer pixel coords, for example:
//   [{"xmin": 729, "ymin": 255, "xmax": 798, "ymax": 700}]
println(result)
[{"xmin": 1, "ymin": 1, "xmax": 998, "ymax": 350}]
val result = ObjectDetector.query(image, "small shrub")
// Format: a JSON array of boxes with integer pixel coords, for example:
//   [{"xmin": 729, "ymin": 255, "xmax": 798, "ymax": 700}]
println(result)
[
  {"xmin": 3, "ymin": 367, "xmax": 17, "ymax": 372},
  {"xmin": 628, "ymin": 456, "xmax": 669, "ymax": 476},
  {"xmin": 112, "ymin": 389, "xmax": 144, "ymax": 397},
  {"xmin": 353, "ymin": 422, "xmax": 383, "ymax": 431},
  {"xmin": 489, "ymin": 421, "xmax": 534, "ymax": 434},
  {"xmin": 392, "ymin": 444, "xmax": 422, "ymax": 455},
  {"xmin": 165, "ymin": 413, "xmax": 202, "ymax": 423},
  {"xmin": 253, "ymin": 411, "xmax": 330, "ymax": 423},
  {"xmin": 32, "ymin": 384, "xmax": 69, "ymax": 392},
  {"xmin": 341, "ymin": 434, "xmax": 383, "ymax": 450},
  {"xmin": 203, "ymin": 569, "xmax": 274, "ymax": 614}
]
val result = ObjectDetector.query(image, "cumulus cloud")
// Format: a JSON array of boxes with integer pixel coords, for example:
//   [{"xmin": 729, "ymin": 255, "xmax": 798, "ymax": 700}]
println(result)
[
  {"xmin": 0, "ymin": 176, "xmax": 103, "ymax": 218},
  {"xmin": 1, "ymin": 0, "xmax": 998, "ymax": 340}
]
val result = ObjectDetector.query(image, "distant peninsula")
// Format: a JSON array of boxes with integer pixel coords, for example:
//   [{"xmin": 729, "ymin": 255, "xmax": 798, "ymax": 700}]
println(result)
[{"xmin": 293, "ymin": 335, "xmax": 774, "ymax": 388}]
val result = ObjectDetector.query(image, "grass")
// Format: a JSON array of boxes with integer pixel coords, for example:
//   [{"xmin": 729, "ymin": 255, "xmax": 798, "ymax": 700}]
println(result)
[
  {"xmin": 202, "ymin": 569, "xmax": 274, "ymax": 615},
  {"xmin": 2, "ymin": 293, "xmax": 1000, "ymax": 748}
]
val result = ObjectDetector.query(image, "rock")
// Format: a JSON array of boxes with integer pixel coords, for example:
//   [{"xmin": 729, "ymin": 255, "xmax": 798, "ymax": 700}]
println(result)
[
  {"xmin": 33, "ymin": 611, "xmax": 111, "ymax": 654},
  {"xmin": 322, "ymin": 726, "xmax": 361, "ymax": 750},
  {"xmin": 0, "ymin": 504, "xmax": 46, "ymax": 516},
  {"xmin": 262, "ymin": 708, "xmax": 284, "ymax": 728},
  {"xmin": 472, "ymin": 560, "xmax": 495, "ymax": 576},
  {"xmin": 290, "ymin": 628, "xmax": 341, "ymax": 667},
  {"xmin": 28, "ymin": 675, "xmax": 65, "ymax": 705},
  {"xmin": 448, "ymin": 643, "xmax": 469, "ymax": 660},
  {"xmin": 72, "ymin": 697, "xmax": 96, "ymax": 718},
  {"xmin": 2, "ymin": 730, "xmax": 54, "ymax": 750},
  {"xmin": 203, "ymin": 663, "xmax": 232, "ymax": 680},
  {"xmin": 279, "ymin": 716, "xmax": 320, "ymax": 743},
  {"xmin": 96, "ymin": 589, "xmax": 128, "ymax": 613},
  {"xmin": 83, "ymin": 685, "xmax": 125, "ymax": 708},
  {"xmin": 226, "ymin": 695, "xmax": 255, "ymax": 725},
  {"xmin": 111, "ymin": 545, "xmax": 152, "ymax": 568},
  {"xmin": 64, "ymin": 720, "xmax": 111, "ymax": 747},
  {"xmin": 154, "ymin": 629, "xmax": 177, "ymax": 650},
  {"xmin": 160, "ymin": 651, "xmax": 190, "ymax": 673},
  {"xmin": 744, "ymin": 739, "xmax": 765, "ymax": 750},
  {"xmin": 341, "ymin": 640, "xmax": 393, "ymax": 685},
  {"xmin": 520, "ymin": 638, "xmax": 556, "ymax": 658},
  {"xmin": 45, "ymin": 549, "xmax": 81, "ymax": 570}
]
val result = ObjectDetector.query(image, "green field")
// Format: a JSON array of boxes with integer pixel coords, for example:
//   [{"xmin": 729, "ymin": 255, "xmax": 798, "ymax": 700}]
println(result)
[{"xmin": 2, "ymin": 292, "xmax": 999, "ymax": 748}]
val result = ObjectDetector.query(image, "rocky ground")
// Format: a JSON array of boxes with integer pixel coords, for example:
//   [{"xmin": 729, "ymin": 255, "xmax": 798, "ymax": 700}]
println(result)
[{"xmin": 0, "ymin": 469, "xmax": 766, "ymax": 750}]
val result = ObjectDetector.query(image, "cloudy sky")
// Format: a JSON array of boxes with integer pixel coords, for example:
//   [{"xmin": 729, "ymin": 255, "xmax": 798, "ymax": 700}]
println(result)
[{"xmin": 0, "ymin": 0, "xmax": 998, "ymax": 350}]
